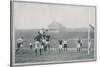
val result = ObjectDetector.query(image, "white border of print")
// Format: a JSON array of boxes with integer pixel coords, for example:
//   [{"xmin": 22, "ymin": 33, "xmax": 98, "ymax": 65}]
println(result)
[{"xmin": 10, "ymin": 0, "xmax": 97, "ymax": 66}]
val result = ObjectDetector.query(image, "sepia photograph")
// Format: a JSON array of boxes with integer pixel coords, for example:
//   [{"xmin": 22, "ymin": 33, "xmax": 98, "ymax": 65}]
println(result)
[{"xmin": 10, "ymin": 1, "xmax": 96, "ymax": 66}]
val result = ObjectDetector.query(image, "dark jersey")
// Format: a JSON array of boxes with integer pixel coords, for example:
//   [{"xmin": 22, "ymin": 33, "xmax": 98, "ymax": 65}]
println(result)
[
  {"xmin": 34, "ymin": 34, "xmax": 42, "ymax": 41},
  {"xmin": 58, "ymin": 40, "xmax": 63, "ymax": 45},
  {"xmin": 46, "ymin": 35, "xmax": 50, "ymax": 41},
  {"xmin": 64, "ymin": 44, "xmax": 67, "ymax": 48},
  {"xmin": 42, "ymin": 34, "xmax": 46, "ymax": 39}
]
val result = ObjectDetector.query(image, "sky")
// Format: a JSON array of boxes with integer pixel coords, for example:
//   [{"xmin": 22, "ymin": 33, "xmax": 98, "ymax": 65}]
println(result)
[{"xmin": 13, "ymin": 2, "xmax": 96, "ymax": 29}]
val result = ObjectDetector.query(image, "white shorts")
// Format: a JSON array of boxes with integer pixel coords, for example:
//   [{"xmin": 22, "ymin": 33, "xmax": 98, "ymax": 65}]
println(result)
[
  {"xmin": 45, "ymin": 41, "xmax": 49, "ymax": 45},
  {"xmin": 77, "ymin": 44, "xmax": 80, "ymax": 48},
  {"xmin": 59, "ymin": 45, "xmax": 63, "ymax": 49},
  {"xmin": 20, "ymin": 44, "xmax": 23, "ymax": 48},
  {"xmin": 35, "ymin": 41, "xmax": 43, "ymax": 49}
]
